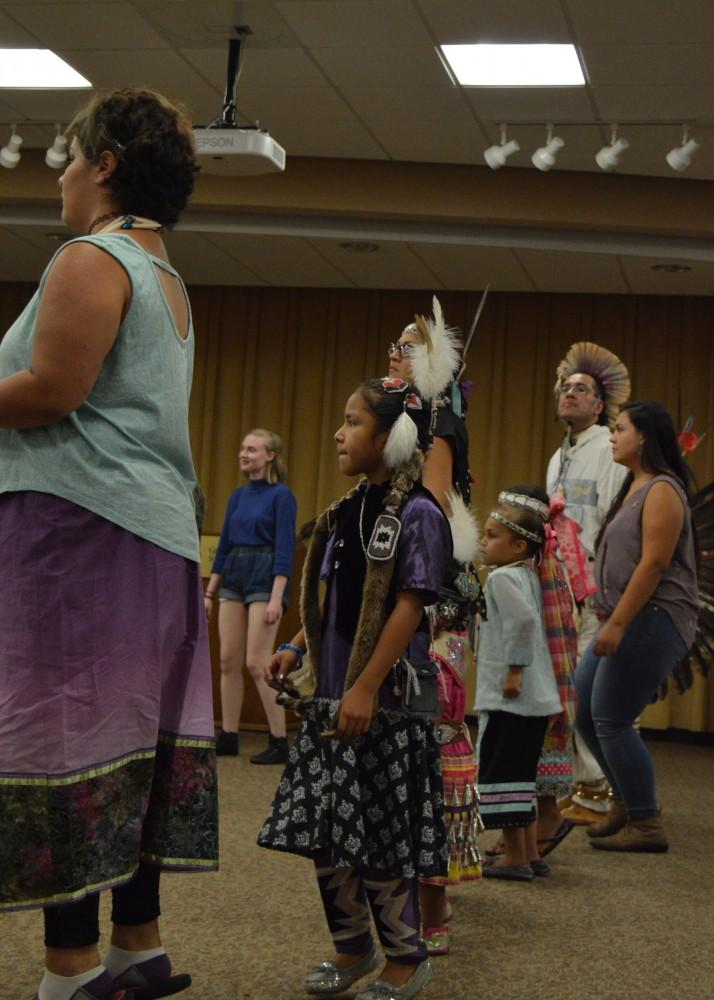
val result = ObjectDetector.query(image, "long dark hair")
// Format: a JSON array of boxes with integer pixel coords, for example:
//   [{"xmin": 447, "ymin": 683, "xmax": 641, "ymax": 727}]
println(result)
[{"xmin": 596, "ymin": 401, "xmax": 695, "ymax": 550}]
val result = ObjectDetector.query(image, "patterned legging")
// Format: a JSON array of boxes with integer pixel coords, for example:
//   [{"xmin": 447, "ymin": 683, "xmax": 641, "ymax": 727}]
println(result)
[{"xmin": 315, "ymin": 859, "xmax": 425, "ymax": 965}]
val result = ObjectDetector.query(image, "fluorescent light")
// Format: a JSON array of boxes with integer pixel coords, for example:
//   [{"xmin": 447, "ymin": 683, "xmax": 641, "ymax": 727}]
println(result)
[
  {"xmin": 0, "ymin": 50, "xmax": 91, "ymax": 89},
  {"xmin": 440, "ymin": 44, "xmax": 585, "ymax": 87}
]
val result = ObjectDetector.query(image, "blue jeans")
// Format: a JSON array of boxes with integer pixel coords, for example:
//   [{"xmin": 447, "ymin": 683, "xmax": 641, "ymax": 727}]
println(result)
[{"xmin": 574, "ymin": 603, "xmax": 687, "ymax": 818}]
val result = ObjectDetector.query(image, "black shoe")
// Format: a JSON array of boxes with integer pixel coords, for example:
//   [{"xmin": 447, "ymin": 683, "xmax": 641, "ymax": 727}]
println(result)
[
  {"xmin": 250, "ymin": 735, "xmax": 288, "ymax": 765},
  {"xmin": 215, "ymin": 729, "xmax": 239, "ymax": 756}
]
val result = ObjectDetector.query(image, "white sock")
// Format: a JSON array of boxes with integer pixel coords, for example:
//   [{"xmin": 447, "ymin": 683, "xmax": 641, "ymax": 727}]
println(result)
[
  {"xmin": 103, "ymin": 945, "xmax": 166, "ymax": 979},
  {"xmin": 38, "ymin": 965, "xmax": 106, "ymax": 1000}
]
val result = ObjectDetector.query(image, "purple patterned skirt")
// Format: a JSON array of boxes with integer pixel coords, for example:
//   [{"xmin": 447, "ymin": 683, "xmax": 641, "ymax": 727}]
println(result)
[{"xmin": 0, "ymin": 492, "xmax": 218, "ymax": 912}]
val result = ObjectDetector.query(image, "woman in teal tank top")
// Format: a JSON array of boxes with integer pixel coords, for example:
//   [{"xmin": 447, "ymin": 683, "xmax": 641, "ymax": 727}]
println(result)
[{"xmin": 0, "ymin": 89, "xmax": 216, "ymax": 1000}]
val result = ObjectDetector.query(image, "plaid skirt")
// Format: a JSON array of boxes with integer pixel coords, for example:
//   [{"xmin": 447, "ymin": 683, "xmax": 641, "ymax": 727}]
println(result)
[
  {"xmin": 0, "ymin": 492, "xmax": 218, "ymax": 912},
  {"xmin": 258, "ymin": 698, "xmax": 449, "ymax": 879}
]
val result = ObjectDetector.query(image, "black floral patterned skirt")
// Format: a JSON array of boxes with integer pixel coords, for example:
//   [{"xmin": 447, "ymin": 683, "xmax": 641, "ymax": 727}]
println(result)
[{"xmin": 258, "ymin": 699, "xmax": 448, "ymax": 879}]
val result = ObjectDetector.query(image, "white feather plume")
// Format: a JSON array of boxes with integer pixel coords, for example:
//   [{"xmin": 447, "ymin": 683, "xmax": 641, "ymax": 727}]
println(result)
[
  {"xmin": 446, "ymin": 490, "xmax": 480, "ymax": 564},
  {"xmin": 409, "ymin": 295, "xmax": 462, "ymax": 400},
  {"xmin": 384, "ymin": 410, "xmax": 418, "ymax": 469}
]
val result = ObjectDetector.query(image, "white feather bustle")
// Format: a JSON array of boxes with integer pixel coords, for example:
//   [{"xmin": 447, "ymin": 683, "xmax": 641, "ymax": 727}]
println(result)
[
  {"xmin": 409, "ymin": 296, "xmax": 462, "ymax": 400},
  {"xmin": 446, "ymin": 490, "xmax": 480, "ymax": 564},
  {"xmin": 384, "ymin": 411, "xmax": 418, "ymax": 469}
]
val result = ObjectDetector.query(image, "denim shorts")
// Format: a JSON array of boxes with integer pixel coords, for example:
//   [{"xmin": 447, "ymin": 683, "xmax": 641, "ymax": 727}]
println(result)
[{"xmin": 219, "ymin": 545, "xmax": 289, "ymax": 606}]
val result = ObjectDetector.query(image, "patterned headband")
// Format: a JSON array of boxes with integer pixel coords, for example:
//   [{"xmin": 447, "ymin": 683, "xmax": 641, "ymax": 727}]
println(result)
[
  {"xmin": 498, "ymin": 491, "xmax": 550, "ymax": 523},
  {"xmin": 489, "ymin": 510, "xmax": 543, "ymax": 545}
]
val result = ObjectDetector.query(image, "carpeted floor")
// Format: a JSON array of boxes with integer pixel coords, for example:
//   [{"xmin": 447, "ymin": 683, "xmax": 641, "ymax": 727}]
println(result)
[{"xmin": 3, "ymin": 733, "xmax": 712, "ymax": 1000}]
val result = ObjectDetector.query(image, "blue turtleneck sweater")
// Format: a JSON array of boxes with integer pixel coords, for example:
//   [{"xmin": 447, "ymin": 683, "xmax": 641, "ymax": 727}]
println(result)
[{"xmin": 212, "ymin": 479, "xmax": 297, "ymax": 578}]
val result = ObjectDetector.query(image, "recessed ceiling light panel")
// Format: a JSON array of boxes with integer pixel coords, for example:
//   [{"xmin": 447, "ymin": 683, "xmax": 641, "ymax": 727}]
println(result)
[
  {"xmin": 440, "ymin": 44, "xmax": 585, "ymax": 87},
  {"xmin": 0, "ymin": 50, "xmax": 91, "ymax": 89}
]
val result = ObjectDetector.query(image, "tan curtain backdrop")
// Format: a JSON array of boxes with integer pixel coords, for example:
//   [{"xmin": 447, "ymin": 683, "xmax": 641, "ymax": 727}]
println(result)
[
  {"xmin": 188, "ymin": 287, "xmax": 713, "ymax": 733},
  {"xmin": 0, "ymin": 282, "xmax": 712, "ymax": 729}
]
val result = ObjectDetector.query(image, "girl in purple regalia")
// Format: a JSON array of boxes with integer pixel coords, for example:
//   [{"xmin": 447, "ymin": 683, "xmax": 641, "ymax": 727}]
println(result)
[{"xmin": 258, "ymin": 377, "xmax": 452, "ymax": 1000}]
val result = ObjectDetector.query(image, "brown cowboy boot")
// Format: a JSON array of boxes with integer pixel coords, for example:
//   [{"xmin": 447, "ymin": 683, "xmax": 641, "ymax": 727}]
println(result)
[
  {"xmin": 587, "ymin": 798, "xmax": 626, "ymax": 838},
  {"xmin": 590, "ymin": 813, "xmax": 668, "ymax": 853}
]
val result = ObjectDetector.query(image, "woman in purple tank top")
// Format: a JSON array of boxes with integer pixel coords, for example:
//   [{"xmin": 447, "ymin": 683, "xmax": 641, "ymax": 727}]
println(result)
[{"xmin": 574, "ymin": 401, "xmax": 698, "ymax": 854}]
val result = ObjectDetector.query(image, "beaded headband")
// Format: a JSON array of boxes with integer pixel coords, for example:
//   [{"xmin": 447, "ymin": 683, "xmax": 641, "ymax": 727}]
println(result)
[
  {"xmin": 489, "ymin": 510, "xmax": 543, "ymax": 545},
  {"xmin": 498, "ymin": 491, "xmax": 550, "ymax": 523}
]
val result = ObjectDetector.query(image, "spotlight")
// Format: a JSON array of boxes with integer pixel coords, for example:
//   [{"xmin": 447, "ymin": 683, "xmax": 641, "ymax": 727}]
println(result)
[
  {"xmin": 666, "ymin": 127, "xmax": 699, "ymax": 173},
  {"xmin": 45, "ymin": 124, "xmax": 67, "ymax": 169},
  {"xmin": 0, "ymin": 126, "xmax": 22, "ymax": 169},
  {"xmin": 596, "ymin": 125, "xmax": 628, "ymax": 172},
  {"xmin": 531, "ymin": 124, "xmax": 564, "ymax": 171},
  {"xmin": 483, "ymin": 123, "xmax": 520, "ymax": 170}
]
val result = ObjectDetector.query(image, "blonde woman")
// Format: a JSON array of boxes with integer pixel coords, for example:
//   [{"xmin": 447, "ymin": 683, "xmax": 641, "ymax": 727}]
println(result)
[{"xmin": 205, "ymin": 430, "xmax": 297, "ymax": 764}]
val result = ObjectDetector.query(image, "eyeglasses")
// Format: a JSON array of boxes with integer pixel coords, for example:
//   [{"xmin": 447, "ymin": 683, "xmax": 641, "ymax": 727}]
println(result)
[
  {"xmin": 558, "ymin": 381, "xmax": 599, "ymax": 396},
  {"xmin": 387, "ymin": 341, "xmax": 417, "ymax": 358}
]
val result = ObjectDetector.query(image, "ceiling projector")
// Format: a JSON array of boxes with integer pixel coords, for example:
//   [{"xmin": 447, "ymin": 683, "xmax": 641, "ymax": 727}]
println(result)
[
  {"xmin": 193, "ymin": 126, "xmax": 286, "ymax": 175},
  {"xmin": 194, "ymin": 36, "xmax": 286, "ymax": 176}
]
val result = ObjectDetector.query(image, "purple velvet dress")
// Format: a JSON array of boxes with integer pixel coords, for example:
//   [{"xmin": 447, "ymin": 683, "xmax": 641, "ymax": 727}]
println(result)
[{"xmin": 259, "ymin": 488, "xmax": 452, "ymax": 879}]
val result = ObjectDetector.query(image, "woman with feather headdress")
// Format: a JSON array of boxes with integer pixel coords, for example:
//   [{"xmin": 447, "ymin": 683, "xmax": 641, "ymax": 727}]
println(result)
[{"xmin": 388, "ymin": 298, "xmax": 482, "ymax": 956}]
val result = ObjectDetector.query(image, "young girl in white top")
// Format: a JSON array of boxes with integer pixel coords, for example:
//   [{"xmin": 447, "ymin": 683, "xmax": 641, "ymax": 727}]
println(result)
[{"xmin": 476, "ymin": 493, "xmax": 562, "ymax": 881}]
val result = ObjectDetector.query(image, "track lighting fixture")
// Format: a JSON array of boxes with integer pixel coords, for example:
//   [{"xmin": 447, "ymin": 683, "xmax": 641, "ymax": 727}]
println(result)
[
  {"xmin": 531, "ymin": 124, "xmax": 564, "ymax": 172},
  {"xmin": 0, "ymin": 125, "xmax": 22, "ymax": 169},
  {"xmin": 666, "ymin": 126, "xmax": 700, "ymax": 173},
  {"xmin": 595, "ymin": 125, "xmax": 629, "ymax": 172},
  {"xmin": 483, "ymin": 123, "xmax": 520, "ymax": 170},
  {"xmin": 45, "ymin": 124, "xmax": 67, "ymax": 169}
]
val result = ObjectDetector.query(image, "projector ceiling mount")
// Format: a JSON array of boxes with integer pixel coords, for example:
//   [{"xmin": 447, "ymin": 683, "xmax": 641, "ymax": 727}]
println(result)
[{"xmin": 193, "ymin": 33, "xmax": 286, "ymax": 175}]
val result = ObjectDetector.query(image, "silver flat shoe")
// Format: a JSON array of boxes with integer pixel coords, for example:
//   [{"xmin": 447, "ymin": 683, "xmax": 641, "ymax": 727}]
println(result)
[
  {"xmin": 304, "ymin": 944, "xmax": 380, "ymax": 995},
  {"xmin": 354, "ymin": 959, "xmax": 435, "ymax": 1000}
]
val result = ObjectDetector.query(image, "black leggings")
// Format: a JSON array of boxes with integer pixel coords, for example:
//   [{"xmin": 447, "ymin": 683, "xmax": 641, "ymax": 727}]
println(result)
[{"xmin": 44, "ymin": 864, "xmax": 161, "ymax": 949}]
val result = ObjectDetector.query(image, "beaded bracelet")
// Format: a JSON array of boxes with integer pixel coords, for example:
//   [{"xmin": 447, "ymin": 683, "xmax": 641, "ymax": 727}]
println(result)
[{"xmin": 277, "ymin": 642, "xmax": 304, "ymax": 666}]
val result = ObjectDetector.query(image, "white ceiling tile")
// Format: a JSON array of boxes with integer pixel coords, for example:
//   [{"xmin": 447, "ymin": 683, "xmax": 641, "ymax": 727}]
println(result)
[
  {"xmin": 276, "ymin": 1, "xmax": 431, "ymax": 47},
  {"xmin": 181, "ymin": 46, "xmax": 328, "ymax": 91},
  {"xmin": 4, "ymin": 2, "xmax": 169, "ymax": 50},
  {"xmin": 592, "ymin": 85, "xmax": 714, "ymax": 121},
  {"xmin": 274, "ymin": 113, "xmax": 387, "ymax": 158},
  {"xmin": 583, "ymin": 44, "xmax": 714, "ymax": 87},
  {"xmin": 207, "ymin": 232, "xmax": 351, "ymax": 286},
  {"xmin": 312, "ymin": 45, "xmax": 453, "ymax": 91},
  {"xmin": 410, "ymin": 243, "xmax": 533, "ymax": 291},
  {"xmin": 343, "ymin": 84, "xmax": 477, "ymax": 125},
  {"xmin": 57, "ymin": 50, "xmax": 219, "ymax": 117},
  {"xmin": 139, "ymin": 1, "xmax": 301, "ymax": 49},
  {"xmin": 419, "ymin": 0, "xmax": 572, "ymax": 44},
  {"xmin": 515, "ymin": 249, "xmax": 629, "ymax": 293},
  {"xmin": 0, "ymin": 8, "xmax": 40, "ymax": 45},
  {"xmin": 0, "ymin": 88, "xmax": 89, "ymax": 120},
  {"xmin": 310, "ymin": 239, "xmax": 441, "ymax": 289},
  {"xmin": 465, "ymin": 86, "xmax": 595, "ymax": 123},
  {"xmin": 163, "ymin": 232, "xmax": 266, "ymax": 286},
  {"xmin": 619, "ymin": 255, "xmax": 714, "ymax": 295},
  {"xmin": 567, "ymin": 0, "xmax": 714, "ymax": 44}
]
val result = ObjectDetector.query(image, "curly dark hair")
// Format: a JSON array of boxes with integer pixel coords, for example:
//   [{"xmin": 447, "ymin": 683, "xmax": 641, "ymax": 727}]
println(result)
[{"xmin": 67, "ymin": 88, "xmax": 200, "ymax": 226}]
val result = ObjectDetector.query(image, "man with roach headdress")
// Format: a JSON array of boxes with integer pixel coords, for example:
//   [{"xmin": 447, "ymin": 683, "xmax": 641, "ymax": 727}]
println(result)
[{"xmin": 545, "ymin": 342, "xmax": 631, "ymax": 829}]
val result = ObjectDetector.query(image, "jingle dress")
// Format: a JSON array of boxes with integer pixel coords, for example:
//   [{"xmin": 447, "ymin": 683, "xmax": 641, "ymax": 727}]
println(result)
[{"xmin": 422, "ymin": 397, "xmax": 482, "ymax": 884}]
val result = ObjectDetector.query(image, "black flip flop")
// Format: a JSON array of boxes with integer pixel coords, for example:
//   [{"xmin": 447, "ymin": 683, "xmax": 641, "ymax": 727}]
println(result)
[{"xmin": 537, "ymin": 819, "xmax": 575, "ymax": 858}]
